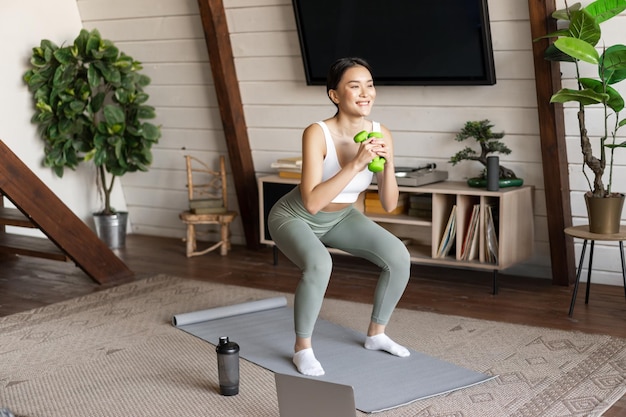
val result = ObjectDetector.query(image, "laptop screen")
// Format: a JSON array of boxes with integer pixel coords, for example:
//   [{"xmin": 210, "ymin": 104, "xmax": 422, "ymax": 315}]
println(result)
[{"xmin": 274, "ymin": 373, "xmax": 357, "ymax": 417}]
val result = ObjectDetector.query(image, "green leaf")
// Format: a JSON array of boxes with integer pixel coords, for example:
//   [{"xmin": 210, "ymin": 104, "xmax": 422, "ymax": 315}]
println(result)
[
  {"xmin": 141, "ymin": 123, "xmax": 161, "ymax": 141},
  {"xmin": 554, "ymin": 37, "xmax": 600, "ymax": 64},
  {"xmin": 114, "ymin": 137, "xmax": 125, "ymax": 161},
  {"xmin": 134, "ymin": 92, "xmax": 149, "ymax": 105},
  {"xmin": 87, "ymin": 64, "xmax": 101, "ymax": 88},
  {"xmin": 568, "ymin": 9, "xmax": 601, "ymax": 45},
  {"xmin": 584, "ymin": 0, "xmax": 626, "ymax": 23},
  {"xmin": 543, "ymin": 43, "xmax": 578, "ymax": 62},
  {"xmin": 534, "ymin": 28, "xmax": 570, "ymax": 42},
  {"xmin": 94, "ymin": 61, "xmax": 121, "ymax": 85},
  {"xmin": 52, "ymin": 65, "xmax": 67, "ymax": 87},
  {"xmin": 91, "ymin": 91, "xmax": 105, "ymax": 113},
  {"xmin": 30, "ymin": 53, "xmax": 47, "ymax": 68},
  {"xmin": 77, "ymin": 80, "xmax": 91, "ymax": 101},
  {"xmin": 604, "ymin": 86, "xmax": 623, "ymax": 112},
  {"xmin": 114, "ymin": 55, "xmax": 134, "ymax": 71},
  {"xmin": 53, "ymin": 47, "xmax": 74, "ymax": 65},
  {"xmin": 83, "ymin": 149, "xmax": 96, "ymax": 162},
  {"xmin": 41, "ymin": 39, "xmax": 58, "ymax": 52},
  {"xmin": 44, "ymin": 44, "xmax": 56, "ymax": 62},
  {"xmin": 579, "ymin": 78, "xmax": 625, "ymax": 112},
  {"xmin": 35, "ymin": 100, "xmax": 53, "ymax": 113},
  {"xmin": 552, "ymin": 3, "xmax": 582, "ymax": 20},
  {"xmin": 58, "ymin": 118, "xmax": 75, "ymax": 135},
  {"xmin": 601, "ymin": 44, "xmax": 626, "ymax": 85},
  {"xmin": 101, "ymin": 40, "xmax": 119, "ymax": 60},
  {"xmin": 24, "ymin": 72, "xmax": 48, "ymax": 91},
  {"xmin": 69, "ymin": 100, "xmax": 86, "ymax": 114},
  {"xmin": 103, "ymin": 105, "xmax": 125, "ymax": 125},
  {"xmin": 605, "ymin": 140, "xmax": 626, "ymax": 149},
  {"xmin": 550, "ymin": 87, "xmax": 608, "ymax": 105},
  {"xmin": 73, "ymin": 29, "xmax": 90, "ymax": 56},
  {"xmin": 114, "ymin": 88, "xmax": 130, "ymax": 104},
  {"xmin": 137, "ymin": 105, "xmax": 156, "ymax": 119},
  {"xmin": 136, "ymin": 74, "xmax": 151, "ymax": 87},
  {"xmin": 85, "ymin": 30, "xmax": 102, "ymax": 56}
]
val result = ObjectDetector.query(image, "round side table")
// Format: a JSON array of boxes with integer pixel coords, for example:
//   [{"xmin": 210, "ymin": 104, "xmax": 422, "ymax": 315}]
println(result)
[{"xmin": 564, "ymin": 225, "xmax": 626, "ymax": 317}]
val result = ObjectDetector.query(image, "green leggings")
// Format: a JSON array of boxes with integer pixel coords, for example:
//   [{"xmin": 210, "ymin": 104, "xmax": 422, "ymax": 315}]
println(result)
[{"xmin": 268, "ymin": 187, "xmax": 411, "ymax": 338}]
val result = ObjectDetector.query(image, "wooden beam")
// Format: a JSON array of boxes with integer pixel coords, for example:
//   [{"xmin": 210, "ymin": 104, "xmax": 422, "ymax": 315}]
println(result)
[
  {"xmin": 0, "ymin": 140, "xmax": 134, "ymax": 284},
  {"xmin": 527, "ymin": 0, "xmax": 576, "ymax": 285},
  {"xmin": 196, "ymin": 0, "xmax": 260, "ymax": 249}
]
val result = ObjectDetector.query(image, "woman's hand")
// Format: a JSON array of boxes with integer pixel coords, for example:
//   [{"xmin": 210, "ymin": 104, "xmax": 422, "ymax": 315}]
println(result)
[
  {"xmin": 355, "ymin": 137, "xmax": 387, "ymax": 170},
  {"xmin": 369, "ymin": 137, "xmax": 390, "ymax": 162}
]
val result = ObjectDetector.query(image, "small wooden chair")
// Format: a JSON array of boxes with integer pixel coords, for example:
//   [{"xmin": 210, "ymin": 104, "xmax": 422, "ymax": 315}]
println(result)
[{"xmin": 179, "ymin": 155, "xmax": 237, "ymax": 257}]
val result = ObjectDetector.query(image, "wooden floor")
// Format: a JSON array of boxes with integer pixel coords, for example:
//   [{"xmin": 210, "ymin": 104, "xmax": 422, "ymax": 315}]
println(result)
[{"xmin": 1, "ymin": 234, "xmax": 625, "ymax": 416}]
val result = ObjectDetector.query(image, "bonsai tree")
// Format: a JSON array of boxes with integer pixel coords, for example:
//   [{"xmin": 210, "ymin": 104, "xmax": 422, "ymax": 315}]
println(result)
[
  {"xmin": 536, "ymin": 0, "xmax": 626, "ymax": 198},
  {"xmin": 23, "ymin": 28, "xmax": 161, "ymax": 214},
  {"xmin": 449, "ymin": 120, "xmax": 518, "ymax": 179}
]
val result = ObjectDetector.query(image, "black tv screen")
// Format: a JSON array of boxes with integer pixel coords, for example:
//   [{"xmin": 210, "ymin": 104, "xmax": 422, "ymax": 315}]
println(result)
[{"xmin": 292, "ymin": 0, "xmax": 496, "ymax": 86}]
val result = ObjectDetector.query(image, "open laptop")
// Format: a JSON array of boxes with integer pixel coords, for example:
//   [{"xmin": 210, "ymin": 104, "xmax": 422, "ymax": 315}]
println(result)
[{"xmin": 274, "ymin": 373, "xmax": 357, "ymax": 417}]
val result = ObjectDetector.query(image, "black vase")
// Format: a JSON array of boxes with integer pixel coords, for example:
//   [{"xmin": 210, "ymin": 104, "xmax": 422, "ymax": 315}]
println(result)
[{"xmin": 486, "ymin": 156, "xmax": 499, "ymax": 191}]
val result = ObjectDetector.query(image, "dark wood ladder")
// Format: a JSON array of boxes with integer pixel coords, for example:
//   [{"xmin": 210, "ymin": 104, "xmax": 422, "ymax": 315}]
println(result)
[{"xmin": 0, "ymin": 140, "xmax": 134, "ymax": 284}]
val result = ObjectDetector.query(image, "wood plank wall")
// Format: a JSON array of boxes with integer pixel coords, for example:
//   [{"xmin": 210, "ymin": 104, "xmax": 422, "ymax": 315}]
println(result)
[{"xmin": 75, "ymin": 0, "xmax": 626, "ymax": 285}]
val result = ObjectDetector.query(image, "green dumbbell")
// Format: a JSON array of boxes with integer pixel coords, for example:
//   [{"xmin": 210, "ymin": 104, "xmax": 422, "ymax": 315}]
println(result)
[{"xmin": 354, "ymin": 131, "xmax": 386, "ymax": 173}]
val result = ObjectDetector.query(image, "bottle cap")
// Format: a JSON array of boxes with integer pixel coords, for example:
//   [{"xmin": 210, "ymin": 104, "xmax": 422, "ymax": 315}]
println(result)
[{"xmin": 216, "ymin": 336, "xmax": 240, "ymax": 353}]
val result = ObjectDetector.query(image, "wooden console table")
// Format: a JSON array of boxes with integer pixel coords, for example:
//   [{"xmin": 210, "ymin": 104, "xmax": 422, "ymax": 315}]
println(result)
[{"xmin": 565, "ymin": 225, "xmax": 626, "ymax": 317}]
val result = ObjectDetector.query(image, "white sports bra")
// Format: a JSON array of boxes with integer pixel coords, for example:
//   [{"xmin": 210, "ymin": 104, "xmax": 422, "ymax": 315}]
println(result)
[{"xmin": 316, "ymin": 121, "xmax": 379, "ymax": 203}]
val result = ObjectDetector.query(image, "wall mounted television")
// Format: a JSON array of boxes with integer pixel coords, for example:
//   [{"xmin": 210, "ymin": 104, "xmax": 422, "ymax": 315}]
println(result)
[{"xmin": 291, "ymin": 0, "xmax": 496, "ymax": 86}]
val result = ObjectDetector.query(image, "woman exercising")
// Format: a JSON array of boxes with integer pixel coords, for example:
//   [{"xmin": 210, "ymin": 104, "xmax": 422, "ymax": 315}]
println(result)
[{"xmin": 268, "ymin": 57, "xmax": 411, "ymax": 376}]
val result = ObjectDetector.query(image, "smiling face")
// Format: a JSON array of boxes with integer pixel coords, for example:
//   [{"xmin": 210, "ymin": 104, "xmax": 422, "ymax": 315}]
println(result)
[{"xmin": 329, "ymin": 65, "xmax": 376, "ymax": 118}]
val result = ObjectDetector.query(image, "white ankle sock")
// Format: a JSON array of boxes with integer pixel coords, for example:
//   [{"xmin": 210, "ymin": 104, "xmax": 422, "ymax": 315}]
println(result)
[
  {"xmin": 364, "ymin": 333, "xmax": 410, "ymax": 357},
  {"xmin": 293, "ymin": 348, "xmax": 325, "ymax": 376}
]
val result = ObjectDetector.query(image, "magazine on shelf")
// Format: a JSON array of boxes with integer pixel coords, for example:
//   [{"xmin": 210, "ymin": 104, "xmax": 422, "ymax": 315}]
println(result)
[
  {"xmin": 460, "ymin": 204, "xmax": 480, "ymax": 261},
  {"xmin": 436, "ymin": 205, "xmax": 457, "ymax": 258},
  {"xmin": 485, "ymin": 205, "xmax": 499, "ymax": 263}
]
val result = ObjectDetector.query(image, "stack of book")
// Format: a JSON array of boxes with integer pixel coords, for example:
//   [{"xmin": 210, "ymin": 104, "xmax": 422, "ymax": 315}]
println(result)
[
  {"xmin": 189, "ymin": 197, "xmax": 227, "ymax": 214},
  {"xmin": 364, "ymin": 192, "xmax": 408, "ymax": 215},
  {"xmin": 408, "ymin": 194, "xmax": 432, "ymax": 218},
  {"xmin": 270, "ymin": 156, "xmax": 302, "ymax": 179}
]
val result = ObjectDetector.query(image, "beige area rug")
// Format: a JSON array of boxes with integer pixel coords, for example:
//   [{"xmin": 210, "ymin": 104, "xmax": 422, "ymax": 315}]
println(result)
[{"xmin": 0, "ymin": 275, "xmax": 625, "ymax": 417}]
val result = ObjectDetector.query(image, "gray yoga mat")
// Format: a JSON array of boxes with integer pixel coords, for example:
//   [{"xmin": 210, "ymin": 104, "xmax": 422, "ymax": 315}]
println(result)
[{"xmin": 173, "ymin": 297, "xmax": 495, "ymax": 413}]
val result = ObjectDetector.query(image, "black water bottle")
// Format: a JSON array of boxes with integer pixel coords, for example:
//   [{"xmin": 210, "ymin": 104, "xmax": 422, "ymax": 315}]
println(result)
[{"xmin": 216, "ymin": 336, "xmax": 240, "ymax": 396}]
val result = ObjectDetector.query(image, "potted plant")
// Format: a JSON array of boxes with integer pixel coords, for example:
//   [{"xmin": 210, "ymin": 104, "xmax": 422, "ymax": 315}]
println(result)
[
  {"xmin": 536, "ymin": 0, "xmax": 626, "ymax": 233},
  {"xmin": 449, "ymin": 119, "xmax": 523, "ymax": 188},
  {"xmin": 23, "ymin": 28, "xmax": 161, "ymax": 247}
]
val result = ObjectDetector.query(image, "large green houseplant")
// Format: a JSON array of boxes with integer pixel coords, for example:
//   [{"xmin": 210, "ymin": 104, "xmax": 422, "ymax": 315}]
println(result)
[
  {"xmin": 23, "ymin": 29, "xmax": 161, "ymax": 245},
  {"xmin": 537, "ymin": 0, "xmax": 626, "ymax": 232}
]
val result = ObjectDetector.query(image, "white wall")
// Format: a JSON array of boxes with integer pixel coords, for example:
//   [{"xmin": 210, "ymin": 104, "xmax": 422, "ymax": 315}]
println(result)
[{"xmin": 0, "ymin": 0, "xmax": 128, "ymax": 233}]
